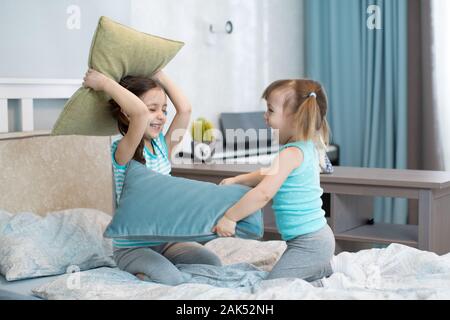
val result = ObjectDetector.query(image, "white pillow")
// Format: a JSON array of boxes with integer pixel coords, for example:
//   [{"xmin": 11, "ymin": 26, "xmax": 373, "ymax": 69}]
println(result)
[{"xmin": 0, "ymin": 208, "xmax": 115, "ymax": 281}]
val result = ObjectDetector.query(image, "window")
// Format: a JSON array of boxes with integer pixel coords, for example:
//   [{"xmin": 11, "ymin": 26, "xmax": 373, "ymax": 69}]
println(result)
[{"xmin": 433, "ymin": 0, "xmax": 450, "ymax": 170}]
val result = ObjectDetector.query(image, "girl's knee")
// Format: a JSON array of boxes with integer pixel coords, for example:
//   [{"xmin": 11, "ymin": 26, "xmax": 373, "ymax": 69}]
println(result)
[
  {"xmin": 190, "ymin": 246, "xmax": 222, "ymax": 266},
  {"xmin": 306, "ymin": 262, "xmax": 334, "ymax": 282},
  {"xmin": 165, "ymin": 242, "xmax": 223, "ymax": 266},
  {"xmin": 198, "ymin": 252, "xmax": 222, "ymax": 267}
]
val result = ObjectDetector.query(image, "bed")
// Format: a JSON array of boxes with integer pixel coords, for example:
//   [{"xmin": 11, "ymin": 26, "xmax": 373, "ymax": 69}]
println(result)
[
  {"xmin": 2, "ymin": 233, "xmax": 450, "ymax": 300},
  {"xmin": 1, "ymin": 132, "xmax": 450, "ymax": 300},
  {"xmin": 0, "ymin": 274, "xmax": 60, "ymax": 300}
]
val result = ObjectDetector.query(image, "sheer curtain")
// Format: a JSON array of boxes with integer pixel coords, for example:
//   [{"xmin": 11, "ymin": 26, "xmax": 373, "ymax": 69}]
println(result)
[{"xmin": 432, "ymin": 0, "xmax": 450, "ymax": 171}]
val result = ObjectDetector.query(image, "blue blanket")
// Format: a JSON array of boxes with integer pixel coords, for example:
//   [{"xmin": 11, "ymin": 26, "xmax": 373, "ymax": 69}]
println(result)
[
  {"xmin": 135, "ymin": 263, "xmax": 268, "ymax": 288},
  {"xmin": 177, "ymin": 263, "xmax": 268, "ymax": 288}
]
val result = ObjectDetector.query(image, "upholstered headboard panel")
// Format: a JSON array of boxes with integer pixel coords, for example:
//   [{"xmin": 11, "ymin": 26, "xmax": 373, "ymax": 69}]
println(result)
[{"xmin": 0, "ymin": 131, "xmax": 114, "ymax": 215}]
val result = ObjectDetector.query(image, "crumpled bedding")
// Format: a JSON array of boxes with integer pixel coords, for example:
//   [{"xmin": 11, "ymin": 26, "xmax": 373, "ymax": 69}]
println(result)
[{"xmin": 32, "ymin": 238, "xmax": 450, "ymax": 300}]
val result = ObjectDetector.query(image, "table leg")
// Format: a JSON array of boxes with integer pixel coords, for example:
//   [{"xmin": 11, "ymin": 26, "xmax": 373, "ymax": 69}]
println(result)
[{"xmin": 421, "ymin": 190, "xmax": 450, "ymax": 255}]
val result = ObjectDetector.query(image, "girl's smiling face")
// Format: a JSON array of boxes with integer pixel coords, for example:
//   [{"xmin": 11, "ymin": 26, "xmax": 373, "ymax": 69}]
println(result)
[
  {"xmin": 264, "ymin": 90, "xmax": 296, "ymax": 145},
  {"xmin": 140, "ymin": 87, "xmax": 167, "ymax": 139}
]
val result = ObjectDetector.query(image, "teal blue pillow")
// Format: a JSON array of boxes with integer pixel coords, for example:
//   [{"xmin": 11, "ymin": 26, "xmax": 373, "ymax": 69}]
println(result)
[{"xmin": 104, "ymin": 161, "xmax": 264, "ymax": 242}]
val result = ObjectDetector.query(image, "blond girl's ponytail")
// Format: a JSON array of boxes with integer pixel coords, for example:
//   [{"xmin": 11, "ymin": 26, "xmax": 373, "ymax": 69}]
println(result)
[{"xmin": 294, "ymin": 92, "xmax": 323, "ymax": 146}]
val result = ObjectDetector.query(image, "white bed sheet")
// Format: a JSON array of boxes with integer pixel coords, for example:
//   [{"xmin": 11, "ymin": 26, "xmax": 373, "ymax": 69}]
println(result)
[
  {"xmin": 31, "ymin": 239, "xmax": 450, "ymax": 300},
  {"xmin": 0, "ymin": 273, "xmax": 63, "ymax": 300}
]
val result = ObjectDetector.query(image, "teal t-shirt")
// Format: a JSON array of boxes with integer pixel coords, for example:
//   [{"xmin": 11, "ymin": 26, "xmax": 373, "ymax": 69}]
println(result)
[
  {"xmin": 272, "ymin": 140, "xmax": 327, "ymax": 241},
  {"xmin": 111, "ymin": 132, "xmax": 171, "ymax": 248}
]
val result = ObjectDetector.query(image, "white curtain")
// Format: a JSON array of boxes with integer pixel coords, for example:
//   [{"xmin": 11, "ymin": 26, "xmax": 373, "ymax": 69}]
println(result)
[{"xmin": 432, "ymin": 0, "xmax": 450, "ymax": 171}]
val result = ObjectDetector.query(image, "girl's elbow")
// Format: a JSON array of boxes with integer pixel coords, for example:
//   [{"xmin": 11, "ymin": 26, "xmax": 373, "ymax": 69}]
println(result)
[
  {"xmin": 256, "ymin": 188, "xmax": 272, "ymax": 206},
  {"xmin": 174, "ymin": 102, "xmax": 192, "ymax": 114},
  {"xmin": 181, "ymin": 105, "xmax": 192, "ymax": 114},
  {"xmin": 131, "ymin": 107, "xmax": 149, "ymax": 119},
  {"xmin": 128, "ymin": 101, "xmax": 149, "ymax": 117}
]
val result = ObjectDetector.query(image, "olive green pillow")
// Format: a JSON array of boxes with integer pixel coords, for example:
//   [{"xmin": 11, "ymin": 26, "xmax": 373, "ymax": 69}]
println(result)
[{"xmin": 52, "ymin": 16, "xmax": 184, "ymax": 136}]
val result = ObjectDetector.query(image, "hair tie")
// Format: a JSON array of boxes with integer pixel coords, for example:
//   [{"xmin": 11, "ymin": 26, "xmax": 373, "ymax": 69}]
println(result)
[{"xmin": 309, "ymin": 92, "xmax": 317, "ymax": 98}]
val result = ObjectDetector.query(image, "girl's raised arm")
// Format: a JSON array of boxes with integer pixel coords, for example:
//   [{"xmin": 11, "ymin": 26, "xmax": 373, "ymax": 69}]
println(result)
[
  {"xmin": 83, "ymin": 69, "xmax": 150, "ymax": 166},
  {"xmin": 152, "ymin": 71, "xmax": 192, "ymax": 159}
]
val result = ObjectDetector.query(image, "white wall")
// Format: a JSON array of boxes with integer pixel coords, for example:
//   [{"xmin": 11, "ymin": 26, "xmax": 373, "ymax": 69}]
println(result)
[
  {"xmin": 0, "ymin": 0, "xmax": 130, "ymax": 79},
  {"xmin": 6, "ymin": 0, "xmax": 305, "ymax": 142},
  {"xmin": 131, "ymin": 0, "xmax": 305, "ymax": 131}
]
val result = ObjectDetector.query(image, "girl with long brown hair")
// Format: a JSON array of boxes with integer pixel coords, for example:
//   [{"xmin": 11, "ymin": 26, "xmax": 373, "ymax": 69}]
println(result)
[{"xmin": 83, "ymin": 68, "xmax": 221, "ymax": 285}]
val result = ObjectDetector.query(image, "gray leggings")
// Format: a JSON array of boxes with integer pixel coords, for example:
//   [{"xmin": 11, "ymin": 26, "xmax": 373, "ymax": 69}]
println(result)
[
  {"xmin": 267, "ymin": 224, "xmax": 335, "ymax": 282},
  {"xmin": 113, "ymin": 242, "xmax": 222, "ymax": 286}
]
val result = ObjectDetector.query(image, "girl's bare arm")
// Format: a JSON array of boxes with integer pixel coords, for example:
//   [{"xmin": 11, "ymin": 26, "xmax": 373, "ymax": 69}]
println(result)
[
  {"xmin": 152, "ymin": 71, "xmax": 192, "ymax": 159},
  {"xmin": 83, "ymin": 69, "xmax": 150, "ymax": 165},
  {"xmin": 221, "ymin": 170, "xmax": 266, "ymax": 188},
  {"xmin": 224, "ymin": 147, "xmax": 303, "ymax": 222}
]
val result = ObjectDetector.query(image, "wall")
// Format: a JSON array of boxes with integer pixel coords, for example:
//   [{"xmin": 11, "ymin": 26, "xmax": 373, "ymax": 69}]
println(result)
[
  {"xmin": 4, "ymin": 0, "xmax": 305, "ymax": 150},
  {"xmin": 0, "ymin": 0, "xmax": 130, "ymax": 79},
  {"xmin": 131, "ymin": 0, "xmax": 304, "ymax": 128},
  {"xmin": 2, "ymin": 0, "xmax": 130, "ymax": 132}
]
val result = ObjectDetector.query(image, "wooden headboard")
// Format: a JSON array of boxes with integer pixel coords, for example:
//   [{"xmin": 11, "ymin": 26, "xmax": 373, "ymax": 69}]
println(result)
[{"xmin": 0, "ymin": 131, "xmax": 114, "ymax": 216}]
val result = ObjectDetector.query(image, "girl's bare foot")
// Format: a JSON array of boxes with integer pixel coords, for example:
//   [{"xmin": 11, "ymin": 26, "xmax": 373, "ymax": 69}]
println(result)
[{"xmin": 135, "ymin": 273, "xmax": 147, "ymax": 281}]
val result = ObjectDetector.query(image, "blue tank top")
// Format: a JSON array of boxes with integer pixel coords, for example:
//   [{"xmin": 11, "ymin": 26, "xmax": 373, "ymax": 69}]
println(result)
[{"xmin": 272, "ymin": 140, "xmax": 327, "ymax": 241}]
